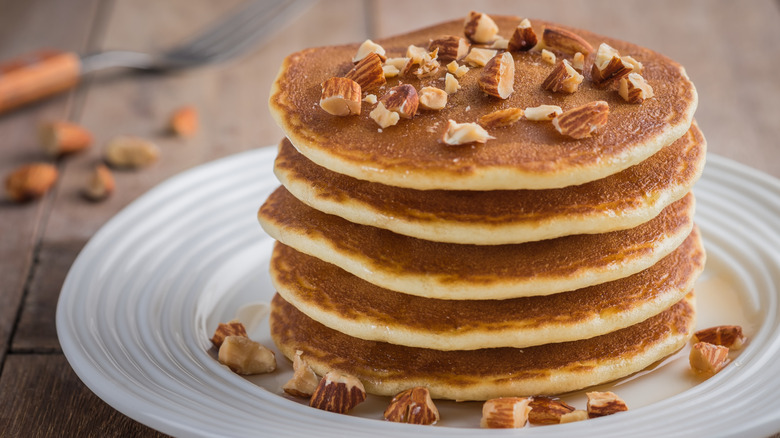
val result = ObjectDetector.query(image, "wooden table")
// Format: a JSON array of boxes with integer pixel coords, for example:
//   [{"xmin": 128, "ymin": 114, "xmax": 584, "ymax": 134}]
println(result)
[{"xmin": 1, "ymin": 0, "xmax": 778, "ymax": 436}]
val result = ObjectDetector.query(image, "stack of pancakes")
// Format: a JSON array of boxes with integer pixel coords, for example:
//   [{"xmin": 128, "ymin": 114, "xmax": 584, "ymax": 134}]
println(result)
[{"xmin": 259, "ymin": 15, "xmax": 705, "ymax": 400}]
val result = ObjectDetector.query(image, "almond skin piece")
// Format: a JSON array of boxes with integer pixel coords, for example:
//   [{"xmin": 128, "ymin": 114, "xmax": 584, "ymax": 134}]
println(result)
[
  {"xmin": 345, "ymin": 52, "xmax": 386, "ymax": 91},
  {"xmin": 379, "ymin": 84, "xmax": 419, "ymax": 119},
  {"xmin": 528, "ymin": 396, "xmax": 576, "ymax": 425},
  {"xmin": 5, "ymin": 163, "xmax": 58, "ymax": 202},
  {"xmin": 39, "ymin": 121, "xmax": 92, "ymax": 156},
  {"xmin": 542, "ymin": 26, "xmax": 594, "ymax": 55},
  {"xmin": 508, "ymin": 19, "xmax": 537, "ymax": 52},
  {"xmin": 384, "ymin": 387, "xmax": 440, "ymax": 425},
  {"xmin": 428, "ymin": 35, "xmax": 470, "ymax": 62},
  {"xmin": 552, "ymin": 101, "xmax": 609, "ymax": 139},
  {"xmin": 319, "ymin": 77, "xmax": 362, "ymax": 116},
  {"xmin": 83, "ymin": 164, "xmax": 115, "ymax": 201},
  {"xmin": 309, "ymin": 370, "xmax": 366, "ymax": 414},
  {"xmin": 478, "ymin": 52, "xmax": 515, "ymax": 99}
]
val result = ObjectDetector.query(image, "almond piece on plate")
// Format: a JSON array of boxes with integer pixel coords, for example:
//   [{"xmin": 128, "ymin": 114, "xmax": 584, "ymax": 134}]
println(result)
[
  {"xmin": 478, "ymin": 52, "xmax": 515, "ymax": 99},
  {"xmin": 345, "ymin": 52, "xmax": 386, "ymax": 91},
  {"xmin": 83, "ymin": 164, "xmax": 115, "ymax": 201},
  {"xmin": 418, "ymin": 86, "xmax": 448, "ymax": 110},
  {"xmin": 464, "ymin": 11, "xmax": 499, "ymax": 43},
  {"xmin": 586, "ymin": 391, "xmax": 628, "ymax": 418},
  {"xmin": 218, "ymin": 336, "xmax": 276, "ymax": 375},
  {"xmin": 379, "ymin": 84, "xmax": 418, "ymax": 118},
  {"xmin": 508, "ymin": 18, "xmax": 538, "ymax": 52},
  {"xmin": 309, "ymin": 370, "xmax": 366, "ymax": 414},
  {"xmin": 542, "ymin": 26, "xmax": 594, "ymax": 55},
  {"xmin": 690, "ymin": 342, "xmax": 730, "ymax": 374},
  {"xmin": 552, "ymin": 101, "xmax": 609, "ymax": 139},
  {"xmin": 542, "ymin": 59, "xmax": 584, "ymax": 93},
  {"xmin": 528, "ymin": 396, "xmax": 576, "ymax": 425},
  {"xmin": 463, "ymin": 47, "xmax": 497, "ymax": 67},
  {"xmin": 591, "ymin": 43, "xmax": 633, "ymax": 87},
  {"xmin": 478, "ymin": 108, "xmax": 524, "ymax": 128},
  {"xmin": 446, "ymin": 60, "xmax": 469, "ymax": 78},
  {"xmin": 619, "ymin": 73, "xmax": 654, "ymax": 104},
  {"xmin": 369, "ymin": 102, "xmax": 400, "ymax": 129},
  {"xmin": 319, "ymin": 77, "xmax": 361, "ymax": 116},
  {"xmin": 559, "ymin": 410, "xmax": 589, "ymax": 424},
  {"xmin": 541, "ymin": 49, "xmax": 556, "ymax": 65},
  {"xmin": 524, "ymin": 104, "xmax": 562, "ymax": 121},
  {"xmin": 352, "ymin": 39, "xmax": 386, "ymax": 63},
  {"xmin": 5, "ymin": 163, "xmax": 58, "ymax": 203},
  {"xmin": 481, "ymin": 397, "xmax": 532, "ymax": 428},
  {"xmin": 694, "ymin": 325, "xmax": 746, "ymax": 350},
  {"xmin": 428, "ymin": 35, "xmax": 470, "ymax": 62},
  {"xmin": 211, "ymin": 320, "xmax": 248, "ymax": 348},
  {"xmin": 384, "ymin": 387, "xmax": 440, "ymax": 425},
  {"xmin": 444, "ymin": 73, "xmax": 461, "ymax": 95},
  {"xmin": 282, "ymin": 350, "xmax": 320, "ymax": 398},
  {"xmin": 441, "ymin": 120, "xmax": 494, "ymax": 145},
  {"xmin": 39, "ymin": 121, "xmax": 92, "ymax": 156}
]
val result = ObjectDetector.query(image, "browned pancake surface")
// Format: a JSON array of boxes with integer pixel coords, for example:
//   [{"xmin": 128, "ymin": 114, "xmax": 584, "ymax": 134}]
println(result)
[
  {"xmin": 270, "ymin": 227, "xmax": 703, "ymax": 348},
  {"xmin": 270, "ymin": 16, "xmax": 697, "ymax": 189},
  {"xmin": 270, "ymin": 294, "xmax": 695, "ymax": 398}
]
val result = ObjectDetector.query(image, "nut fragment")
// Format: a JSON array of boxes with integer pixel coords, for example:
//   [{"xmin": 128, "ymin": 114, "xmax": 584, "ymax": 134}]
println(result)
[
  {"xmin": 363, "ymin": 94, "xmax": 377, "ymax": 104},
  {"xmin": 369, "ymin": 102, "xmax": 400, "ymax": 128},
  {"xmin": 542, "ymin": 59, "xmax": 584, "ymax": 93},
  {"xmin": 586, "ymin": 391, "xmax": 628, "ymax": 418},
  {"xmin": 309, "ymin": 370, "xmax": 366, "ymax": 414},
  {"xmin": 694, "ymin": 325, "xmax": 746, "ymax": 350},
  {"xmin": 559, "ymin": 410, "xmax": 589, "ymax": 424},
  {"xmin": 211, "ymin": 320, "xmax": 248, "ymax": 347},
  {"xmin": 385, "ymin": 57, "xmax": 410, "ymax": 71},
  {"xmin": 5, "ymin": 163, "xmax": 58, "ymax": 202},
  {"xmin": 489, "ymin": 38, "xmax": 509, "ymax": 50},
  {"xmin": 345, "ymin": 52, "xmax": 386, "ymax": 91},
  {"xmin": 402, "ymin": 46, "xmax": 440, "ymax": 78},
  {"xmin": 446, "ymin": 60, "xmax": 469, "ymax": 78},
  {"xmin": 524, "ymin": 104, "xmax": 562, "ymax": 121},
  {"xmin": 542, "ymin": 26, "xmax": 594, "ymax": 55},
  {"xmin": 481, "ymin": 397, "xmax": 532, "ymax": 429},
  {"xmin": 379, "ymin": 84, "xmax": 418, "ymax": 119},
  {"xmin": 83, "ymin": 164, "xmax": 115, "ymax": 201},
  {"xmin": 464, "ymin": 11, "xmax": 499, "ymax": 43},
  {"xmin": 104, "ymin": 136, "xmax": 160, "ymax": 168},
  {"xmin": 478, "ymin": 52, "xmax": 515, "ymax": 99},
  {"xmin": 621, "ymin": 55, "xmax": 644, "ymax": 73},
  {"xmin": 528, "ymin": 396, "xmax": 576, "ymax": 425},
  {"xmin": 384, "ymin": 387, "xmax": 439, "ymax": 425},
  {"xmin": 441, "ymin": 119, "xmax": 494, "ymax": 145},
  {"xmin": 39, "ymin": 121, "xmax": 92, "ymax": 156},
  {"xmin": 572, "ymin": 52, "xmax": 585, "ymax": 72},
  {"xmin": 478, "ymin": 108, "xmax": 524, "ymax": 128},
  {"xmin": 444, "ymin": 73, "xmax": 461, "ymax": 95},
  {"xmin": 619, "ymin": 73, "xmax": 655, "ymax": 104},
  {"xmin": 382, "ymin": 64, "xmax": 400, "ymax": 78},
  {"xmin": 508, "ymin": 19, "xmax": 538, "ymax": 52},
  {"xmin": 463, "ymin": 48, "xmax": 497, "ymax": 67},
  {"xmin": 319, "ymin": 77, "xmax": 362, "ymax": 116},
  {"xmin": 218, "ymin": 336, "xmax": 276, "ymax": 375},
  {"xmin": 591, "ymin": 43, "xmax": 633, "ymax": 87},
  {"xmin": 282, "ymin": 350, "xmax": 320, "ymax": 398},
  {"xmin": 690, "ymin": 342, "xmax": 730, "ymax": 374},
  {"xmin": 552, "ymin": 101, "xmax": 609, "ymax": 139},
  {"xmin": 169, "ymin": 105, "xmax": 198, "ymax": 138},
  {"xmin": 418, "ymin": 87, "xmax": 448, "ymax": 110},
  {"xmin": 540, "ymin": 49, "xmax": 556, "ymax": 65},
  {"xmin": 353, "ymin": 39, "xmax": 386, "ymax": 63},
  {"xmin": 428, "ymin": 35, "xmax": 470, "ymax": 62}
]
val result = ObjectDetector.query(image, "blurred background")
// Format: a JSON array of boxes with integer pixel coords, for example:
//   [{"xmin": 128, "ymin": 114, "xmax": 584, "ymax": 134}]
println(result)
[{"xmin": 0, "ymin": 0, "xmax": 778, "ymax": 436}]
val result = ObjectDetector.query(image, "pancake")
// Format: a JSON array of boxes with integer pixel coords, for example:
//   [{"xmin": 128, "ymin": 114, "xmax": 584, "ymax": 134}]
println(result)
[
  {"xmin": 270, "ymin": 293, "xmax": 696, "ymax": 400},
  {"xmin": 274, "ymin": 124, "xmax": 705, "ymax": 244},
  {"xmin": 258, "ymin": 189, "xmax": 695, "ymax": 299},
  {"xmin": 269, "ymin": 16, "xmax": 697, "ymax": 190},
  {"xmin": 270, "ymin": 226, "xmax": 703, "ymax": 350}
]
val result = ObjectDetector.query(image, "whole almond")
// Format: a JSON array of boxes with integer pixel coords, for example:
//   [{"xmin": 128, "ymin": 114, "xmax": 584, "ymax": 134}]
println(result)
[
  {"xmin": 170, "ymin": 106, "xmax": 198, "ymax": 137},
  {"xmin": 5, "ymin": 163, "xmax": 58, "ymax": 202},
  {"xmin": 104, "ymin": 136, "xmax": 160, "ymax": 169},
  {"xmin": 83, "ymin": 164, "xmax": 115, "ymax": 201},
  {"xmin": 39, "ymin": 121, "xmax": 92, "ymax": 156}
]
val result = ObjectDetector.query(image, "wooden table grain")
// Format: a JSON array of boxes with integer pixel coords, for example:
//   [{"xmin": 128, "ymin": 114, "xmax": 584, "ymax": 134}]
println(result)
[{"xmin": 1, "ymin": 1, "xmax": 778, "ymax": 436}]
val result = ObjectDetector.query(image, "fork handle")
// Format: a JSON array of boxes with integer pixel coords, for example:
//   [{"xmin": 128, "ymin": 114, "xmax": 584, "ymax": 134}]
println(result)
[{"xmin": 0, "ymin": 49, "xmax": 81, "ymax": 115}]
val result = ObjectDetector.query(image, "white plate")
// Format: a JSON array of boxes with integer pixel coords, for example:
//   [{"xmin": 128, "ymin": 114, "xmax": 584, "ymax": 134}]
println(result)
[{"xmin": 57, "ymin": 147, "xmax": 780, "ymax": 437}]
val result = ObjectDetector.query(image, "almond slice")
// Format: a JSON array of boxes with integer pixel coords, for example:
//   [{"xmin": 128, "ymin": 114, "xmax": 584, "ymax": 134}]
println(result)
[
  {"xmin": 319, "ymin": 77, "xmax": 361, "ymax": 116},
  {"xmin": 524, "ymin": 104, "xmax": 562, "ymax": 121},
  {"xmin": 552, "ymin": 101, "xmax": 609, "ymax": 139},
  {"xmin": 478, "ymin": 108, "xmax": 524, "ymax": 128},
  {"xmin": 542, "ymin": 26, "xmax": 594, "ymax": 55},
  {"xmin": 478, "ymin": 52, "xmax": 515, "ymax": 99},
  {"xmin": 441, "ymin": 120, "xmax": 494, "ymax": 145}
]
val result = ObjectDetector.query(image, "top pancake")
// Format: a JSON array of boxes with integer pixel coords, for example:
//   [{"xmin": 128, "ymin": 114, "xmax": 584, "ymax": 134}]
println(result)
[{"xmin": 269, "ymin": 16, "xmax": 697, "ymax": 190}]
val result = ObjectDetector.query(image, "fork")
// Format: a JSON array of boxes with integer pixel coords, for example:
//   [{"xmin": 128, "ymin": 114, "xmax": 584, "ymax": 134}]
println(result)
[{"xmin": 0, "ymin": 0, "xmax": 313, "ymax": 114}]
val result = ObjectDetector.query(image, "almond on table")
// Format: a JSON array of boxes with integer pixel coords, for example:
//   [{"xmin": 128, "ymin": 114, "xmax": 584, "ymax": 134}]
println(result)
[
  {"xmin": 39, "ymin": 121, "xmax": 92, "ymax": 156},
  {"xmin": 5, "ymin": 163, "xmax": 58, "ymax": 202},
  {"xmin": 169, "ymin": 105, "xmax": 198, "ymax": 137}
]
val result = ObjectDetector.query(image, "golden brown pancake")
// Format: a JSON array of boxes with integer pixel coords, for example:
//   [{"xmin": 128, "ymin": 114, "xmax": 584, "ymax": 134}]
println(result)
[
  {"xmin": 270, "ymin": 227, "xmax": 703, "ymax": 350},
  {"xmin": 258, "ymin": 189, "xmax": 695, "ymax": 299},
  {"xmin": 269, "ymin": 16, "xmax": 697, "ymax": 190},
  {"xmin": 274, "ymin": 124, "xmax": 705, "ymax": 244},
  {"xmin": 270, "ymin": 293, "xmax": 696, "ymax": 400}
]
